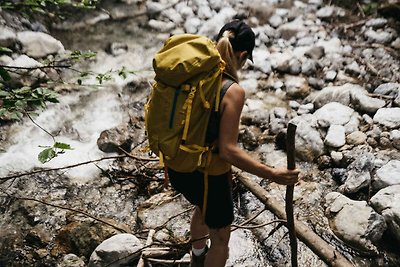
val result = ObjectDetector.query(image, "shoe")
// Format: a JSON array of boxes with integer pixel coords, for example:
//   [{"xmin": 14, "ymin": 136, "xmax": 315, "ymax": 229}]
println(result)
[{"xmin": 190, "ymin": 246, "xmax": 208, "ymax": 267}]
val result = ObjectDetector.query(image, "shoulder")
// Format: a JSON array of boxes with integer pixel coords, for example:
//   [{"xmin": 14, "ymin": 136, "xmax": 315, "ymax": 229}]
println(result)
[{"xmin": 224, "ymin": 82, "xmax": 245, "ymax": 101}]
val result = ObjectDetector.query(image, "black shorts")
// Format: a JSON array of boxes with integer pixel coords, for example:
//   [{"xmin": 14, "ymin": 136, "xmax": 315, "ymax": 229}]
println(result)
[{"xmin": 168, "ymin": 168, "xmax": 234, "ymax": 229}]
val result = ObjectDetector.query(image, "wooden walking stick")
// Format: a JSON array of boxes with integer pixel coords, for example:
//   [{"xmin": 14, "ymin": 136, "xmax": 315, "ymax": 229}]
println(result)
[{"xmin": 286, "ymin": 122, "xmax": 298, "ymax": 267}]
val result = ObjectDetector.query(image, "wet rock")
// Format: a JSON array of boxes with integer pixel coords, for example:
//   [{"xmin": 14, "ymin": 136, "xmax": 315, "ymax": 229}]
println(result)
[
  {"xmin": 137, "ymin": 192, "xmax": 191, "ymax": 242},
  {"xmin": 16, "ymin": 31, "xmax": 64, "ymax": 58},
  {"xmin": 370, "ymin": 185, "xmax": 400, "ymax": 243},
  {"xmin": 314, "ymin": 102, "xmax": 355, "ymax": 128},
  {"xmin": 52, "ymin": 221, "xmax": 120, "ymax": 259},
  {"xmin": 340, "ymin": 152, "xmax": 374, "ymax": 194},
  {"xmin": 373, "ymin": 160, "xmax": 400, "ymax": 191},
  {"xmin": 57, "ymin": 254, "xmax": 86, "ymax": 267},
  {"xmin": 373, "ymin": 108, "xmax": 400, "ymax": 129},
  {"xmin": 290, "ymin": 114, "xmax": 325, "ymax": 161},
  {"xmin": 324, "ymin": 124, "xmax": 345, "ymax": 148},
  {"xmin": 88, "ymin": 233, "xmax": 142, "ymax": 267},
  {"xmin": 325, "ymin": 192, "xmax": 387, "ymax": 253}
]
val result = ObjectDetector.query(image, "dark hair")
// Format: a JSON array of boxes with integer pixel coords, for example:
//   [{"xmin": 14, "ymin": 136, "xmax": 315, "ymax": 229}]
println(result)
[{"xmin": 216, "ymin": 20, "xmax": 255, "ymax": 62}]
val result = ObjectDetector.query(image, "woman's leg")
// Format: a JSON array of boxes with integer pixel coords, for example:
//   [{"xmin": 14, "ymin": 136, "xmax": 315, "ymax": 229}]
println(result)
[
  {"xmin": 191, "ymin": 206, "xmax": 209, "ymax": 249},
  {"xmin": 204, "ymin": 225, "xmax": 231, "ymax": 267}
]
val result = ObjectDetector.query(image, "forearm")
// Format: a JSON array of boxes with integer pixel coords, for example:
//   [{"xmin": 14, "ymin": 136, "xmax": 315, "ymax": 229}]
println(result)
[{"xmin": 219, "ymin": 145, "xmax": 277, "ymax": 181}]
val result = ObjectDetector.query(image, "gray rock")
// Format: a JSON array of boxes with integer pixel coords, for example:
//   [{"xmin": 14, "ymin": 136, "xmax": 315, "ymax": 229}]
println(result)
[
  {"xmin": 345, "ymin": 61, "xmax": 362, "ymax": 76},
  {"xmin": 288, "ymin": 58, "xmax": 302, "ymax": 74},
  {"xmin": 370, "ymin": 185, "xmax": 400, "ymax": 242},
  {"xmin": 304, "ymin": 46, "xmax": 325, "ymax": 60},
  {"xmin": 373, "ymin": 160, "xmax": 400, "ymax": 190},
  {"xmin": 184, "ymin": 17, "xmax": 201, "ymax": 34},
  {"xmin": 314, "ymin": 102, "xmax": 355, "ymax": 128},
  {"xmin": 269, "ymin": 14, "xmax": 283, "ymax": 28},
  {"xmin": 252, "ymin": 49, "xmax": 272, "ymax": 74},
  {"xmin": 57, "ymin": 254, "xmax": 86, "ymax": 267},
  {"xmin": 365, "ymin": 29, "xmax": 394, "ymax": 44},
  {"xmin": 373, "ymin": 108, "xmax": 400, "ymax": 129},
  {"xmin": 351, "ymin": 90, "xmax": 386, "ymax": 114},
  {"xmin": 365, "ymin": 18, "xmax": 388, "ymax": 28},
  {"xmin": 340, "ymin": 152, "xmax": 374, "ymax": 194},
  {"xmin": 88, "ymin": 234, "xmax": 143, "ymax": 267},
  {"xmin": 316, "ymin": 6, "xmax": 344, "ymax": 19},
  {"xmin": 198, "ymin": 7, "xmax": 236, "ymax": 37},
  {"xmin": 285, "ymin": 75, "xmax": 310, "ymax": 98},
  {"xmin": 278, "ymin": 18, "xmax": 306, "ymax": 40},
  {"xmin": 16, "ymin": 31, "xmax": 64, "ymax": 58},
  {"xmin": 391, "ymin": 129, "xmax": 400, "ymax": 150},
  {"xmin": 316, "ymin": 37, "xmax": 342, "ymax": 54},
  {"xmin": 373, "ymin": 83, "xmax": 399, "ymax": 98},
  {"xmin": 325, "ymin": 124, "xmax": 346, "ymax": 148},
  {"xmin": 325, "ymin": 70, "xmax": 337, "ymax": 81},
  {"xmin": 392, "ymin": 37, "xmax": 400, "ymax": 49},
  {"xmin": 290, "ymin": 114, "xmax": 325, "ymax": 161},
  {"xmin": 297, "ymin": 103, "xmax": 314, "ymax": 115},
  {"xmin": 148, "ymin": 19, "xmax": 175, "ymax": 32},
  {"xmin": 301, "ymin": 58, "xmax": 318, "ymax": 75},
  {"xmin": 0, "ymin": 26, "xmax": 16, "ymax": 47},
  {"xmin": 325, "ymin": 192, "xmax": 386, "ymax": 253}
]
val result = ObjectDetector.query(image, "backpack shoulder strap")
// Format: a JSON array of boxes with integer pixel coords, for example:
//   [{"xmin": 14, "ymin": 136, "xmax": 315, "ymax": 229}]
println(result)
[{"xmin": 220, "ymin": 79, "xmax": 235, "ymax": 101}]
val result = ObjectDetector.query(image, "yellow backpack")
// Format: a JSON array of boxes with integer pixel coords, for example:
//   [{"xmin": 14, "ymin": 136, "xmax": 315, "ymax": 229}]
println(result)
[{"xmin": 145, "ymin": 34, "xmax": 226, "ymax": 173}]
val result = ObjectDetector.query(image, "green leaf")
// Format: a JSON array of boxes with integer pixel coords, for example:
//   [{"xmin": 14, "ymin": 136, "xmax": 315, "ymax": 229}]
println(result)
[
  {"xmin": 0, "ymin": 67, "xmax": 11, "ymax": 81},
  {"xmin": 38, "ymin": 147, "xmax": 56, "ymax": 163},
  {"xmin": 0, "ymin": 47, "xmax": 13, "ymax": 54},
  {"xmin": 53, "ymin": 142, "xmax": 73, "ymax": 150},
  {"xmin": 10, "ymin": 111, "xmax": 23, "ymax": 120}
]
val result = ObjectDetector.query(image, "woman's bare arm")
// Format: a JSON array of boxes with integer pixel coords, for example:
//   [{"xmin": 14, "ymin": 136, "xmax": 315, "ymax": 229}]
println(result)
[{"xmin": 218, "ymin": 83, "xmax": 299, "ymax": 185}]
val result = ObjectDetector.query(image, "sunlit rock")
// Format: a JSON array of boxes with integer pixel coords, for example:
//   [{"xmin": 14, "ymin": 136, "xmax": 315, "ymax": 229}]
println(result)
[
  {"xmin": 373, "ymin": 108, "xmax": 400, "ymax": 129},
  {"xmin": 340, "ymin": 152, "xmax": 374, "ymax": 194},
  {"xmin": 88, "ymin": 233, "xmax": 143, "ymax": 267},
  {"xmin": 314, "ymin": 102, "xmax": 355, "ymax": 128},
  {"xmin": 370, "ymin": 185, "xmax": 400, "ymax": 243},
  {"xmin": 324, "ymin": 124, "xmax": 345, "ymax": 148},
  {"xmin": 57, "ymin": 254, "xmax": 86, "ymax": 267},
  {"xmin": 373, "ymin": 160, "xmax": 400, "ymax": 191},
  {"xmin": 17, "ymin": 31, "xmax": 64, "ymax": 58},
  {"xmin": 0, "ymin": 26, "xmax": 16, "ymax": 47},
  {"xmin": 325, "ymin": 192, "xmax": 386, "ymax": 253}
]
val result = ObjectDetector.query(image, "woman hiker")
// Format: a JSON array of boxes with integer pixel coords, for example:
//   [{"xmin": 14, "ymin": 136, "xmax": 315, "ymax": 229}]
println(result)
[{"xmin": 167, "ymin": 20, "xmax": 300, "ymax": 267}]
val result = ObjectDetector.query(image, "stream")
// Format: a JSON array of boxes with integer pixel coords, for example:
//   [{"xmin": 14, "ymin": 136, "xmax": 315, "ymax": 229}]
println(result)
[{"xmin": 1, "ymin": 0, "xmax": 400, "ymax": 266}]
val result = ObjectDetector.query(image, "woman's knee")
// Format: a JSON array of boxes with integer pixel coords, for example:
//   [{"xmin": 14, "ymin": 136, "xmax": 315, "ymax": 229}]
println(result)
[{"xmin": 209, "ymin": 226, "xmax": 231, "ymax": 246}]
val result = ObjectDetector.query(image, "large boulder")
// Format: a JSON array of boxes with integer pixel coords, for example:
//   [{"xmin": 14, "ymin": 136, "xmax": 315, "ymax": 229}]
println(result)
[
  {"xmin": 314, "ymin": 102, "xmax": 356, "ymax": 128},
  {"xmin": 17, "ymin": 31, "xmax": 65, "ymax": 58},
  {"xmin": 370, "ymin": 185, "xmax": 400, "ymax": 243},
  {"xmin": 88, "ymin": 234, "xmax": 143, "ymax": 267},
  {"xmin": 325, "ymin": 192, "xmax": 387, "ymax": 253}
]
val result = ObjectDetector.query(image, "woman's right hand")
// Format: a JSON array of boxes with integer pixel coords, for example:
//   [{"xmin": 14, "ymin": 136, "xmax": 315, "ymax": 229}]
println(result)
[{"xmin": 270, "ymin": 167, "xmax": 300, "ymax": 185}]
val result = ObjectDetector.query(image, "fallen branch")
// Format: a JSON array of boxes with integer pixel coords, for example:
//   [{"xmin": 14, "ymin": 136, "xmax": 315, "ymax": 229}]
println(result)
[{"xmin": 236, "ymin": 172, "xmax": 355, "ymax": 267}]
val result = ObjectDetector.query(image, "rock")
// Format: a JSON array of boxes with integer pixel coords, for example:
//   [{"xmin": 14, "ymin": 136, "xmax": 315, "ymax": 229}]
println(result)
[
  {"xmin": 252, "ymin": 49, "xmax": 272, "ymax": 74},
  {"xmin": 373, "ymin": 160, "xmax": 400, "ymax": 191},
  {"xmin": 373, "ymin": 83, "xmax": 399, "ymax": 98},
  {"xmin": 288, "ymin": 58, "xmax": 302, "ymax": 74},
  {"xmin": 392, "ymin": 37, "xmax": 400, "ymax": 50},
  {"xmin": 290, "ymin": 114, "xmax": 325, "ymax": 161},
  {"xmin": 373, "ymin": 108, "xmax": 400, "ymax": 129},
  {"xmin": 57, "ymin": 254, "xmax": 86, "ymax": 267},
  {"xmin": 197, "ymin": 7, "xmax": 236, "ymax": 37},
  {"xmin": 269, "ymin": 14, "xmax": 283, "ymax": 28},
  {"xmin": 324, "ymin": 124, "xmax": 346, "ymax": 148},
  {"xmin": 297, "ymin": 103, "xmax": 314, "ymax": 115},
  {"xmin": 345, "ymin": 61, "xmax": 363, "ymax": 76},
  {"xmin": 278, "ymin": 18, "xmax": 306, "ymax": 40},
  {"xmin": 0, "ymin": 26, "xmax": 16, "ymax": 47},
  {"xmin": 351, "ymin": 91, "xmax": 386, "ymax": 114},
  {"xmin": 331, "ymin": 151, "xmax": 344, "ymax": 166},
  {"xmin": 148, "ymin": 19, "xmax": 175, "ymax": 32},
  {"xmin": 365, "ymin": 18, "xmax": 388, "ymax": 28},
  {"xmin": 301, "ymin": 58, "xmax": 318, "ymax": 75},
  {"xmin": 304, "ymin": 46, "xmax": 325, "ymax": 60},
  {"xmin": 241, "ymin": 125, "xmax": 262, "ymax": 150},
  {"xmin": 316, "ymin": 37, "xmax": 342, "ymax": 54},
  {"xmin": 241, "ymin": 109, "xmax": 269, "ymax": 130},
  {"xmin": 325, "ymin": 192, "xmax": 386, "ymax": 253},
  {"xmin": 391, "ymin": 129, "xmax": 400, "ymax": 150},
  {"xmin": 184, "ymin": 17, "xmax": 201, "ymax": 34},
  {"xmin": 340, "ymin": 152, "xmax": 374, "ymax": 194},
  {"xmin": 97, "ymin": 125, "xmax": 139, "ymax": 154},
  {"xmin": 316, "ymin": 6, "xmax": 345, "ymax": 19},
  {"xmin": 346, "ymin": 131, "xmax": 367, "ymax": 146},
  {"xmin": 88, "ymin": 234, "xmax": 143, "ymax": 267},
  {"xmin": 16, "ymin": 31, "xmax": 64, "ymax": 58},
  {"xmin": 365, "ymin": 29, "xmax": 394, "ymax": 44},
  {"xmin": 284, "ymin": 75, "xmax": 310, "ymax": 98},
  {"xmin": 314, "ymin": 102, "xmax": 355, "ymax": 128},
  {"xmin": 107, "ymin": 42, "xmax": 128, "ymax": 56},
  {"xmin": 370, "ymin": 185, "xmax": 400, "ymax": 243}
]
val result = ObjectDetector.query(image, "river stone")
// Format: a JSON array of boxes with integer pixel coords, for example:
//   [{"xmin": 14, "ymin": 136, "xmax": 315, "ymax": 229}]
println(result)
[
  {"xmin": 269, "ymin": 14, "xmax": 283, "ymax": 28},
  {"xmin": 340, "ymin": 152, "xmax": 374, "ymax": 194},
  {"xmin": 325, "ymin": 70, "xmax": 337, "ymax": 81},
  {"xmin": 290, "ymin": 114, "xmax": 325, "ymax": 161},
  {"xmin": 373, "ymin": 108, "xmax": 400, "ymax": 129},
  {"xmin": 16, "ymin": 31, "xmax": 64, "ymax": 58},
  {"xmin": 365, "ymin": 18, "xmax": 388, "ymax": 28},
  {"xmin": 370, "ymin": 185, "xmax": 400, "ymax": 242},
  {"xmin": 391, "ymin": 129, "xmax": 400, "ymax": 150},
  {"xmin": 351, "ymin": 90, "xmax": 385, "ymax": 113},
  {"xmin": 314, "ymin": 102, "xmax": 355, "ymax": 128},
  {"xmin": 316, "ymin": 37, "xmax": 342, "ymax": 54},
  {"xmin": 285, "ymin": 75, "xmax": 310, "ymax": 98},
  {"xmin": 324, "ymin": 124, "xmax": 345, "ymax": 148},
  {"xmin": 148, "ymin": 19, "xmax": 175, "ymax": 32},
  {"xmin": 278, "ymin": 18, "xmax": 306, "ymax": 40},
  {"xmin": 346, "ymin": 131, "xmax": 367, "ymax": 146},
  {"xmin": 373, "ymin": 82, "xmax": 400, "ymax": 98},
  {"xmin": 0, "ymin": 26, "xmax": 16, "ymax": 47},
  {"xmin": 252, "ymin": 49, "xmax": 272, "ymax": 74},
  {"xmin": 365, "ymin": 29, "xmax": 394, "ymax": 44},
  {"xmin": 301, "ymin": 58, "xmax": 318, "ymax": 75},
  {"xmin": 57, "ymin": 254, "xmax": 86, "ymax": 267},
  {"xmin": 325, "ymin": 192, "xmax": 386, "ymax": 253},
  {"xmin": 373, "ymin": 160, "xmax": 400, "ymax": 191},
  {"xmin": 88, "ymin": 233, "xmax": 143, "ymax": 267},
  {"xmin": 197, "ymin": 7, "xmax": 236, "ymax": 37}
]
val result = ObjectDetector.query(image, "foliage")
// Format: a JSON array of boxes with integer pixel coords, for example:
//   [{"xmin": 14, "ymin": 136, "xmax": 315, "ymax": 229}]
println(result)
[
  {"xmin": 38, "ymin": 142, "xmax": 73, "ymax": 163},
  {"xmin": 0, "ymin": 0, "xmax": 99, "ymax": 16}
]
